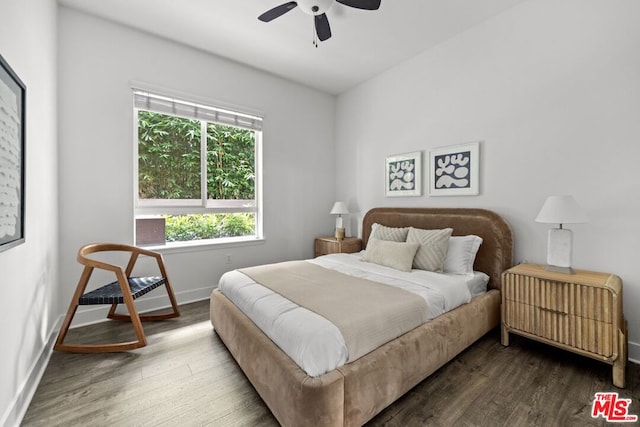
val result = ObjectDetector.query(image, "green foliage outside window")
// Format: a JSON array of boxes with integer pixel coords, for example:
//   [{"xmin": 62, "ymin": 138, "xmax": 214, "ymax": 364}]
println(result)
[
  {"xmin": 206, "ymin": 123, "xmax": 255, "ymax": 200},
  {"xmin": 137, "ymin": 110, "xmax": 257, "ymax": 242},
  {"xmin": 138, "ymin": 111, "xmax": 255, "ymax": 200},
  {"xmin": 163, "ymin": 213, "xmax": 255, "ymax": 242},
  {"xmin": 138, "ymin": 111, "xmax": 201, "ymax": 199}
]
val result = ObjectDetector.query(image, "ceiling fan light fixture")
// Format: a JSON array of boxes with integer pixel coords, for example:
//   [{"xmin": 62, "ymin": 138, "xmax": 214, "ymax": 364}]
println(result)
[
  {"xmin": 297, "ymin": 0, "xmax": 334, "ymax": 15},
  {"xmin": 258, "ymin": 0, "xmax": 381, "ymax": 44}
]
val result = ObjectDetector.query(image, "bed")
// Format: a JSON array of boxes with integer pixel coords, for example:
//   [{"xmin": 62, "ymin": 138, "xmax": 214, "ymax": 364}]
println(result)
[{"xmin": 210, "ymin": 207, "xmax": 513, "ymax": 426}]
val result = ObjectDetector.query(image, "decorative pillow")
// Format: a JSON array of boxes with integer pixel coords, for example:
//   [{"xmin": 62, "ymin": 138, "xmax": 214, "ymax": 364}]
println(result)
[
  {"xmin": 366, "ymin": 223, "xmax": 410, "ymax": 250},
  {"xmin": 362, "ymin": 238, "xmax": 420, "ymax": 272},
  {"xmin": 369, "ymin": 223, "xmax": 409, "ymax": 242},
  {"xmin": 406, "ymin": 227, "xmax": 453, "ymax": 272},
  {"xmin": 444, "ymin": 235, "xmax": 483, "ymax": 275}
]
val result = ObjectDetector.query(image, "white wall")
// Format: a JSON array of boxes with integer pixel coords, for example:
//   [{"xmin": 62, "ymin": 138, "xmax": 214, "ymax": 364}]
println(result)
[
  {"xmin": 57, "ymin": 8, "xmax": 336, "ymax": 324},
  {"xmin": 4, "ymin": 1, "xmax": 636, "ymax": 422},
  {"xmin": 336, "ymin": 0, "xmax": 640, "ymax": 359},
  {"xmin": 0, "ymin": 0, "xmax": 59, "ymax": 425}
]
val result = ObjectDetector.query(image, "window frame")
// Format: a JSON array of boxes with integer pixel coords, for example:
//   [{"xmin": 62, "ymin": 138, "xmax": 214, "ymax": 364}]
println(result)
[{"xmin": 132, "ymin": 88, "xmax": 263, "ymax": 247}]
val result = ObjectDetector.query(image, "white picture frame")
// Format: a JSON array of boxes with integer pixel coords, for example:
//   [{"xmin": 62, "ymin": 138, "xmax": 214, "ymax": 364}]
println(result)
[
  {"xmin": 429, "ymin": 142, "xmax": 480, "ymax": 196},
  {"xmin": 385, "ymin": 151, "xmax": 421, "ymax": 197}
]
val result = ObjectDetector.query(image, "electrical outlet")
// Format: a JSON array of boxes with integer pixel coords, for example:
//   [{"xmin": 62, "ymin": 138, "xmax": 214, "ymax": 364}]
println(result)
[{"xmin": 225, "ymin": 254, "xmax": 232, "ymax": 264}]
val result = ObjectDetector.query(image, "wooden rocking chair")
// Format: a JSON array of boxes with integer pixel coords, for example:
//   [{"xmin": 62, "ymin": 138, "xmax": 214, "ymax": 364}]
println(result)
[{"xmin": 54, "ymin": 243, "xmax": 180, "ymax": 353}]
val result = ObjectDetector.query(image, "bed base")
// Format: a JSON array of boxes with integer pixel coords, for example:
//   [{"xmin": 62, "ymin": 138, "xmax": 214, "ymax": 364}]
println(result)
[{"xmin": 211, "ymin": 289, "xmax": 500, "ymax": 426}]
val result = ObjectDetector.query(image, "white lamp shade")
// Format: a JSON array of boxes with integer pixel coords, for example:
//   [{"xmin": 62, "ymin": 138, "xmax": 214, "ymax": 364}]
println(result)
[
  {"xmin": 330, "ymin": 201, "xmax": 349, "ymax": 215},
  {"xmin": 535, "ymin": 195, "xmax": 588, "ymax": 225}
]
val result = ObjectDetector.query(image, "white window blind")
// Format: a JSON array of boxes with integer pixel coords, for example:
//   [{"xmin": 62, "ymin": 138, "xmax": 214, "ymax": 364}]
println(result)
[{"xmin": 133, "ymin": 90, "xmax": 263, "ymax": 131}]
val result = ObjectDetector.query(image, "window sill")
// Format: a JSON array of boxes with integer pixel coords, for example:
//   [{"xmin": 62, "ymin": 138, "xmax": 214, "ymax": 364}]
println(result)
[{"xmin": 140, "ymin": 236, "xmax": 265, "ymax": 255}]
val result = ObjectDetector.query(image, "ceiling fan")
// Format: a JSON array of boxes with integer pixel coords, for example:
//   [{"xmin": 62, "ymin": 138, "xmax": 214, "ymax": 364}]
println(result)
[{"xmin": 258, "ymin": 0, "xmax": 381, "ymax": 44}]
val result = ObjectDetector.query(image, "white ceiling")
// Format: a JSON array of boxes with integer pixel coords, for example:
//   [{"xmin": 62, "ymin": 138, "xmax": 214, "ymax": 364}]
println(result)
[{"xmin": 58, "ymin": 0, "xmax": 526, "ymax": 95}]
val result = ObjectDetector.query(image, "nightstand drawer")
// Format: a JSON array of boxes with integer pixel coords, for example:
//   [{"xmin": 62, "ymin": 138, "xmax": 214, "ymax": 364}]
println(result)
[
  {"xmin": 503, "ymin": 274, "xmax": 613, "ymax": 323},
  {"xmin": 503, "ymin": 301, "xmax": 614, "ymax": 357}
]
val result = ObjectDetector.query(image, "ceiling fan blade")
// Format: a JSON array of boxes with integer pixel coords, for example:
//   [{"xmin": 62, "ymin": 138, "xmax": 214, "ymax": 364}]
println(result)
[
  {"xmin": 258, "ymin": 2, "xmax": 298, "ymax": 22},
  {"xmin": 315, "ymin": 13, "xmax": 332, "ymax": 41},
  {"xmin": 336, "ymin": 0, "xmax": 381, "ymax": 10}
]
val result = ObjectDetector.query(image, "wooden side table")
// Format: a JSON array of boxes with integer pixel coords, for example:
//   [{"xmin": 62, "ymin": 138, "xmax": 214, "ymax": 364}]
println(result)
[
  {"xmin": 501, "ymin": 263, "xmax": 627, "ymax": 388},
  {"xmin": 314, "ymin": 236, "xmax": 362, "ymax": 257}
]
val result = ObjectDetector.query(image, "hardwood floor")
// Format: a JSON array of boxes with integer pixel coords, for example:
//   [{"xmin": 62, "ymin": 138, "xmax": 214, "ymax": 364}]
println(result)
[{"xmin": 23, "ymin": 300, "xmax": 640, "ymax": 426}]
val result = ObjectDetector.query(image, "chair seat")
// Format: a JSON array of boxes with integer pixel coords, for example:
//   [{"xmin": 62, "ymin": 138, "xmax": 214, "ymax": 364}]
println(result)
[{"xmin": 79, "ymin": 276, "xmax": 166, "ymax": 305}]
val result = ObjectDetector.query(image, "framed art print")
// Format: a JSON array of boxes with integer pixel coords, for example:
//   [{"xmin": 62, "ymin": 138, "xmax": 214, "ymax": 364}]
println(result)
[
  {"xmin": 429, "ymin": 142, "xmax": 479, "ymax": 196},
  {"xmin": 0, "ymin": 54, "xmax": 26, "ymax": 251},
  {"xmin": 385, "ymin": 151, "xmax": 421, "ymax": 197}
]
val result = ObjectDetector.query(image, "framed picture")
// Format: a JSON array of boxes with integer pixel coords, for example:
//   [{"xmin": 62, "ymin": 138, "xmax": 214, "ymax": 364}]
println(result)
[
  {"xmin": 429, "ymin": 142, "xmax": 479, "ymax": 196},
  {"xmin": 0, "ymin": 54, "xmax": 26, "ymax": 251},
  {"xmin": 385, "ymin": 151, "xmax": 421, "ymax": 197}
]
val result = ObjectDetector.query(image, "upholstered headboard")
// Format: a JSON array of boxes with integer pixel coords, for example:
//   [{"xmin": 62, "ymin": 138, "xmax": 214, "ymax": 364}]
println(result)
[{"xmin": 362, "ymin": 207, "xmax": 513, "ymax": 290}]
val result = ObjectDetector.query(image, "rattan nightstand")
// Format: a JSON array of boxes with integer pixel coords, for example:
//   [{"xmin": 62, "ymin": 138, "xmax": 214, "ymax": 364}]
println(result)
[
  {"xmin": 501, "ymin": 263, "xmax": 627, "ymax": 388},
  {"xmin": 314, "ymin": 236, "xmax": 362, "ymax": 257}
]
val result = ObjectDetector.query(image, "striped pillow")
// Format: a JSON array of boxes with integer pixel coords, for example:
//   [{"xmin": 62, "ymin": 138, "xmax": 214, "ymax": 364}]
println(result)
[
  {"xmin": 406, "ymin": 227, "xmax": 453, "ymax": 272},
  {"xmin": 369, "ymin": 223, "xmax": 409, "ymax": 244}
]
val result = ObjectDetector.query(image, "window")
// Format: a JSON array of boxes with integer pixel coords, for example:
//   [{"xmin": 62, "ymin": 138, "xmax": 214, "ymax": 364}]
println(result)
[{"xmin": 133, "ymin": 90, "xmax": 262, "ymax": 246}]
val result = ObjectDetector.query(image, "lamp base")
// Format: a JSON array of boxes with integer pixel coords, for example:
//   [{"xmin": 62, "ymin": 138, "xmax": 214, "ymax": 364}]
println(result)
[
  {"xmin": 546, "ymin": 227, "xmax": 573, "ymax": 272},
  {"xmin": 544, "ymin": 264, "xmax": 575, "ymax": 274}
]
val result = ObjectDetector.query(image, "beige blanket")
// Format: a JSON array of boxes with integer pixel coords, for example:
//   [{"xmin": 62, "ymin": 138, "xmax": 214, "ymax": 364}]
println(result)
[{"xmin": 239, "ymin": 261, "xmax": 429, "ymax": 362}]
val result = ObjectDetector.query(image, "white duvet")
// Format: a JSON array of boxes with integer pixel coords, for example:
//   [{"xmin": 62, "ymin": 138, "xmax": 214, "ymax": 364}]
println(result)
[{"xmin": 218, "ymin": 252, "xmax": 487, "ymax": 377}]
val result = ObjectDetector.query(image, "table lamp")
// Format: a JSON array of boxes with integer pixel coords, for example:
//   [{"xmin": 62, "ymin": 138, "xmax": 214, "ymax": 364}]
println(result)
[
  {"xmin": 330, "ymin": 201, "xmax": 349, "ymax": 240},
  {"xmin": 535, "ymin": 195, "xmax": 588, "ymax": 274}
]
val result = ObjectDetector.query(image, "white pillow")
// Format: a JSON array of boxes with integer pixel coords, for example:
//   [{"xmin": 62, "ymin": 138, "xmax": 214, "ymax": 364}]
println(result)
[
  {"xmin": 444, "ymin": 235, "xmax": 483, "ymax": 275},
  {"xmin": 362, "ymin": 238, "xmax": 419, "ymax": 272},
  {"xmin": 406, "ymin": 227, "xmax": 453, "ymax": 272}
]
